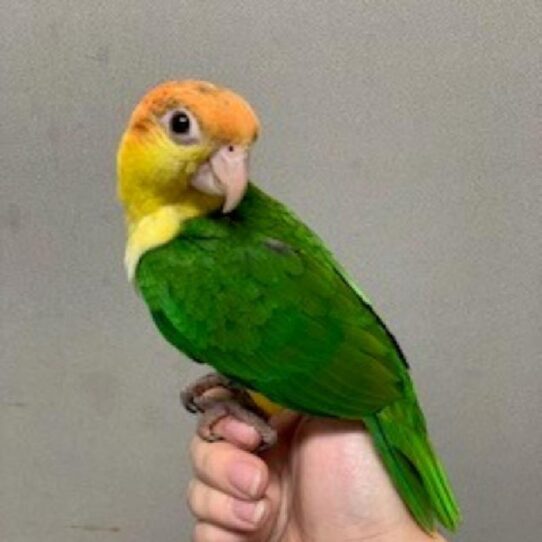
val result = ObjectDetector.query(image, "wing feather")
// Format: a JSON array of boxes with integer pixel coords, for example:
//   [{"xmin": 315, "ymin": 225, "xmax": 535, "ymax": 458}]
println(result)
[{"xmin": 137, "ymin": 220, "xmax": 407, "ymax": 417}]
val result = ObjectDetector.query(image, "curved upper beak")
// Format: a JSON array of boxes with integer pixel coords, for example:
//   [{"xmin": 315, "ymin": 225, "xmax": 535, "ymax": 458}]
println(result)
[{"xmin": 190, "ymin": 145, "xmax": 249, "ymax": 213}]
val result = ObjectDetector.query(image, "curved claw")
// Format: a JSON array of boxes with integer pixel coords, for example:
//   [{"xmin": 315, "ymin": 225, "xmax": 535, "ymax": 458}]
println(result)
[
  {"xmin": 180, "ymin": 390, "xmax": 201, "ymax": 413},
  {"xmin": 180, "ymin": 373, "xmax": 278, "ymax": 452},
  {"xmin": 180, "ymin": 373, "xmax": 234, "ymax": 414},
  {"xmin": 196, "ymin": 399, "xmax": 277, "ymax": 452}
]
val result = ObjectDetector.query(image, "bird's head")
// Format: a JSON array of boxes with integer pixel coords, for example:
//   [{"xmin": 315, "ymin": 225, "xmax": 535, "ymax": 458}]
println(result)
[{"xmin": 117, "ymin": 80, "xmax": 260, "ymax": 226}]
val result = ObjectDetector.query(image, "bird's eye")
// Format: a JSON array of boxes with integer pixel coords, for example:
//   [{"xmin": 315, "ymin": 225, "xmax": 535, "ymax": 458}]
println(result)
[
  {"xmin": 170, "ymin": 111, "xmax": 190, "ymax": 134},
  {"xmin": 161, "ymin": 108, "xmax": 201, "ymax": 145}
]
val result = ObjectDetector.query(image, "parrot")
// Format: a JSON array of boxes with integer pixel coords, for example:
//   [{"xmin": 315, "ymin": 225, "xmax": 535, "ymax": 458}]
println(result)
[{"xmin": 117, "ymin": 80, "xmax": 461, "ymax": 533}]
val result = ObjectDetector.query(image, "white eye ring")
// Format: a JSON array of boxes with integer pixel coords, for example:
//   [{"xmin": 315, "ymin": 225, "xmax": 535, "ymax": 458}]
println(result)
[{"xmin": 160, "ymin": 108, "xmax": 201, "ymax": 145}]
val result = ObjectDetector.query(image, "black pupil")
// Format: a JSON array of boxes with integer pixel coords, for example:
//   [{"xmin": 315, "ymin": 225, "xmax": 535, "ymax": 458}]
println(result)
[{"xmin": 170, "ymin": 111, "xmax": 190, "ymax": 134}]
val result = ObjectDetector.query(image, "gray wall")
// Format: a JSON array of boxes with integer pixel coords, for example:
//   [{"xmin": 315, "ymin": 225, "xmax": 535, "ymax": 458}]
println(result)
[{"xmin": 2, "ymin": 2, "xmax": 541, "ymax": 541}]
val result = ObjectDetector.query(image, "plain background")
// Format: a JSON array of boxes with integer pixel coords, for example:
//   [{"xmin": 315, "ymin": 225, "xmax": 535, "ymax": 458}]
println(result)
[{"xmin": 2, "ymin": 1, "xmax": 541, "ymax": 541}]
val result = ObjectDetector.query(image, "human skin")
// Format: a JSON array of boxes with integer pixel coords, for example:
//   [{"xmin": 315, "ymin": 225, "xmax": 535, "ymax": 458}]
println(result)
[{"xmin": 187, "ymin": 411, "xmax": 447, "ymax": 541}]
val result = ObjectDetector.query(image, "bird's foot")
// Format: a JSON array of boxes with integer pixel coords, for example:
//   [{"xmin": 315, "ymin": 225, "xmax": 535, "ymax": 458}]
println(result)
[
  {"xmin": 181, "ymin": 373, "xmax": 241, "ymax": 413},
  {"xmin": 196, "ymin": 397, "xmax": 277, "ymax": 451},
  {"xmin": 181, "ymin": 373, "xmax": 277, "ymax": 451}
]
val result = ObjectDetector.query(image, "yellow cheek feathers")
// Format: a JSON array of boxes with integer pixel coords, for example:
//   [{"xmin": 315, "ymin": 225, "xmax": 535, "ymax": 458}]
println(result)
[
  {"xmin": 119, "ymin": 129, "xmax": 223, "ymax": 281},
  {"xmin": 117, "ymin": 129, "xmax": 208, "ymax": 222}
]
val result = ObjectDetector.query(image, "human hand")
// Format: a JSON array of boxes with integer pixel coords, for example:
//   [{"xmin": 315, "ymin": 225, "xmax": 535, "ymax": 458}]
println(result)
[{"xmin": 187, "ymin": 411, "xmax": 446, "ymax": 541}]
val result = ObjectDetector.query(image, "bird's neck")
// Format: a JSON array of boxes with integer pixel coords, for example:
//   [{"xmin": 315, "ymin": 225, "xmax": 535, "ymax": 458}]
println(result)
[{"xmin": 122, "ymin": 189, "xmax": 221, "ymax": 282}]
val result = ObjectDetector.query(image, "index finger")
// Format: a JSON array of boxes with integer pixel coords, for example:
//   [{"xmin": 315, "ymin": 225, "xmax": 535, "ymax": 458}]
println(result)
[
  {"xmin": 189, "ymin": 433, "xmax": 268, "ymax": 501},
  {"xmin": 212, "ymin": 416, "xmax": 263, "ymax": 451}
]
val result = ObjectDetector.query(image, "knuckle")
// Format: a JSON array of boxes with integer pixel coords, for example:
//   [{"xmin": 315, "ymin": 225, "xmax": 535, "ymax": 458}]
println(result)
[
  {"xmin": 199, "ymin": 446, "xmax": 212, "ymax": 474},
  {"xmin": 186, "ymin": 480, "xmax": 205, "ymax": 517},
  {"xmin": 186, "ymin": 479, "xmax": 196, "ymax": 505},
  {"xmin": 193, "ymin": 442, "xmax": 236, "ymax": 491},
  {"xmin": 193, "ymin": 442, "xmax": 214, "ymax": 477},
  {"xmin": 192, "ymin": 522, "xmax": 209, "ymax": 542},
  {"xmin": 188, "ymin": 484, "xmax": 240, "ymax": 528},
  {"xmin": 189, "ymin": 436, "xmax": 204, "ymax": 465},
  {"xmin": 192, "ymin": 522, "xmax": 230, "ymax": 542},
  {"xmin": 191, "ymin": 522, "xmax": 206, "ymax": 542},
  {"xmin": 192, "ymin": 522, "xmax": 247, "ymax": 542}
]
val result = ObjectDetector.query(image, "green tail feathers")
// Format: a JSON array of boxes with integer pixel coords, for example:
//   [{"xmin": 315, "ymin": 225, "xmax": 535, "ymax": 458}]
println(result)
[{"xmin": 363, "ymin": 399, "xmax": 461, "ymax": 533}]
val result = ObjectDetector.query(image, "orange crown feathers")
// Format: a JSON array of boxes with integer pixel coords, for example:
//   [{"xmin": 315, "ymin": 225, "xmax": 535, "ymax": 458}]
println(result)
[{"xmin": 127, "ymin": 80, "xmax": 260, "ymax": 146}]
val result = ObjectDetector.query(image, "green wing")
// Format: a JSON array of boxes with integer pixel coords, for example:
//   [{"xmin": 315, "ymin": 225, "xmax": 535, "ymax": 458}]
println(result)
[{"xmin": 136, "ymin": 185, "xmax": 409, "ymax": 417}]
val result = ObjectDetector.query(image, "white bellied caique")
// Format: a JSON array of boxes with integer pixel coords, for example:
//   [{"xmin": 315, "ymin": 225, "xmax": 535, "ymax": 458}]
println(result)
[{"xmin": 117, "ymin": 80, "xmax": 461, "ymax": 533}]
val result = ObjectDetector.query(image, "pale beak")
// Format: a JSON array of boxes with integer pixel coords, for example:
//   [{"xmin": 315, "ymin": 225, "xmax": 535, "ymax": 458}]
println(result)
[{"xmin": 191, "ymin": 145, "xmax": 249, "ymax": 213}]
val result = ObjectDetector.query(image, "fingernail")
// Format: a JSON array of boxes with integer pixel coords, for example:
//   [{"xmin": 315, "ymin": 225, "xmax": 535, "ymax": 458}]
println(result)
[
  {"xmin": 229, "ymin": 461, "xmax": 262, "ymax": 498},
  {"xmin": 232, "ymin": 499, "xmax": 267, "ymax": 525}
]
